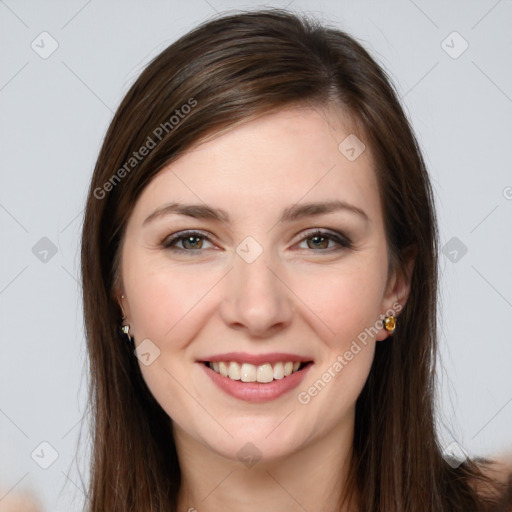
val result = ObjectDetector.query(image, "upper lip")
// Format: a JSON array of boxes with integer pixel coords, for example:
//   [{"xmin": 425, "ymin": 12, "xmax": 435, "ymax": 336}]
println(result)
[{"xmin": 198, "ymin": 352, "xmax": 313, "ymax": 366}]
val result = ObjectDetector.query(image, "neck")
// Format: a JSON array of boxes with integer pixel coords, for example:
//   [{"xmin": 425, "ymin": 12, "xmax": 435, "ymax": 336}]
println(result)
[{"xmin": 174, "ymin": 416, "xmax": 358, "ymax": 512}]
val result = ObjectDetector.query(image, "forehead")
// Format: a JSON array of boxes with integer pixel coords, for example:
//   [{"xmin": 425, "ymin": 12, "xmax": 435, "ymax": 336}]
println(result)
[{"xmin": 129, "ymin": 105, "xmax": 382, "ymax": 226}]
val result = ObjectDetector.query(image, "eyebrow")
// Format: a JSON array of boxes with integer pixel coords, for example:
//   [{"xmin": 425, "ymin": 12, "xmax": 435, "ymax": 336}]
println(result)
[{"xmin": 143, "ymin": 200, "xmax": 369, "ymax": 226}]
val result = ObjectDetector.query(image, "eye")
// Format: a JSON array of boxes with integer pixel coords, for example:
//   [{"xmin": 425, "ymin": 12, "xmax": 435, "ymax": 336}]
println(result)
[
  {"xmin": 296, "ymin": 229, "xmax": 352, "ymax": 251},
  {"xmin": 162, "ymin": 230, "xmax": 216, "ymax": 252},
  {"xmin": 161, "ymin": 228, "xmax": 352, "ymax": 254}
]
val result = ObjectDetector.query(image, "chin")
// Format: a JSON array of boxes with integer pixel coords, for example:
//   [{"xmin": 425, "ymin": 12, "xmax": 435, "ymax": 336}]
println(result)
[{"xmin": 198, "ymin": 417, "xmax": 311, "ymax": 464}]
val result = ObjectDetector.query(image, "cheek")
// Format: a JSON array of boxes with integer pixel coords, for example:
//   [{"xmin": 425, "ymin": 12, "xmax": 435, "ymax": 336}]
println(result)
[
  {"xmin": 292, "ymin": 265, "xmax": 382, "ymax": 424},
  {"xmin": 121, "ymin": 255, "xmax": 221, "ymax": 419},
  {"xmin": 122, "ymin": 252, "xmax": 224, "ymax": 345},
  {"xmin": 289, "ymin": 258, "xmax": 387, "ymax": 350}
]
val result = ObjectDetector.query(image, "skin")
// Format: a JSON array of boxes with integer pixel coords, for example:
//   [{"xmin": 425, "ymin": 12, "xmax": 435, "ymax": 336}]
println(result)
[
  {"xmin": 0, "ymin": 488, "xmax": 42, "ymax": 512},
  {"xmin": 117, "ymin": 104, "xmax": 412, "ymax": 512}
]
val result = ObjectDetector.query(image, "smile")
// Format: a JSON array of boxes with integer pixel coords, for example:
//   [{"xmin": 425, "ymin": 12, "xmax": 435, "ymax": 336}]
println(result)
[
  {"xmin": 206, "ymin": 360, "xmax": 306, "ymax": 383},
  {"xmin": 199, "ymin": 354, "xmax": 314, "ymax": 402}
]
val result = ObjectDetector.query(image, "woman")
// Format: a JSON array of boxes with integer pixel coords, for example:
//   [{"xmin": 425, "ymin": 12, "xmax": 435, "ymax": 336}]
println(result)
[{"xmin": 80, "ymin": 8, "xmax": 511, "ymax": 511}]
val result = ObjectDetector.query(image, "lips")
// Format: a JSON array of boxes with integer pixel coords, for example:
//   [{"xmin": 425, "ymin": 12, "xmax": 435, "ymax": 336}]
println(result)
[
  {"xmin": 206, "ymin": 360, "xmax": 305, "ymax": 383},
  {"xmin": 199, "ymin": 351, "xmax": 313, "ymax": 366},
  {"xmin": 198, "ymin": 352, "xmax": 314, "ymax": 402}
]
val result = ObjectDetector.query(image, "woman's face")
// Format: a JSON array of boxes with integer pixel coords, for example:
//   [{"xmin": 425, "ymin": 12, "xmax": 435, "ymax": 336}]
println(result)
[{"xmin": 118, "ymin": 105, "xmax": 409, "ymax": 463}]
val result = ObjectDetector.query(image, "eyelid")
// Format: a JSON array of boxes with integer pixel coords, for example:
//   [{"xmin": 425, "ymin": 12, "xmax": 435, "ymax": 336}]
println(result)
[
  {"xmin": 161, "ymin": 228, "xmax": 353, "ymax": 252},
  {"xmin": 161, "ymin": 229, "xmax": 217, "ymax": 250},
  {"xmin": 160, "ymin": 227, "xmax": 353, "ymax": 254},
  {"xmin": 294, "ymin": 228, "xmax": 353, "ymax": 250}
]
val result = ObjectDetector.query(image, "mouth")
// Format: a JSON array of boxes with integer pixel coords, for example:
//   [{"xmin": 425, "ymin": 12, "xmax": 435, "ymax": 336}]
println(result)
[
  {"xmin": 198, "ymin": 356, "xmax": 314, "ymax": 403},
  {"xmin": 202, "ymin": 360, "xmax": 312, "ymax": 383},
  {"xmin": 197, "ymin": 352, "xmax": 314, "ymax": 402}
]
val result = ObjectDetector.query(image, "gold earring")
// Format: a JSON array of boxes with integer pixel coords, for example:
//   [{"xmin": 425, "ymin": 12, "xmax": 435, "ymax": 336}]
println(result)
[{"xmin": 384, "ymin": 315, "xmax": 397, "ymax": 334}]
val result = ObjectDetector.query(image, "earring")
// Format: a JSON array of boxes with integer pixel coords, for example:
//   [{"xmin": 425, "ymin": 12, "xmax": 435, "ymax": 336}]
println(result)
[
  {"xmin": 384, "ymin": 314, "xmax": 397, "ymax": 334},
  {"xmin": 119, "ymin": 322, "xmax": 134, "ymax": 346},
  {"xmin": 119, "ymin": 294, "xmax": 134, "ymax": 345}
]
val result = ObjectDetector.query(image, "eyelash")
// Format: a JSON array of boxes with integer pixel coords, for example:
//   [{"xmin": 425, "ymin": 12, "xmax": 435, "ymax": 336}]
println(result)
[{"xmin": 161, "ymin": 229, "xmax": 353, "ymax": 253}]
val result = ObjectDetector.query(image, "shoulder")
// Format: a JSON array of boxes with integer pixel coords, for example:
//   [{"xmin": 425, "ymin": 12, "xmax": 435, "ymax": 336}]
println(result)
[
  {"xmin": 473, "ymin": 455, "xmax": 512, "ymax": 510},
  {"xmin": 482, "ymin": 456, "xmax": 512, "ymax": 483},
  {"xmin": 0, "ymin": 484, "xmax": 43, "ymax": 511}
]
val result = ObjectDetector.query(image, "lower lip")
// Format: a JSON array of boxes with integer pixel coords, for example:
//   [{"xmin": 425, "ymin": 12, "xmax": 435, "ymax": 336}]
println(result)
[{"xmin": 200, "ymin": 363, "xmax": 313, "ymax": 403}]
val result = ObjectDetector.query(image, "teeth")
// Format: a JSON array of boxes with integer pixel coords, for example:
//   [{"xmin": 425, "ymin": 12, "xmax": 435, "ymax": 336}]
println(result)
[
  {"xmin": 218, "ymin": 361, "xmax": 229, "ymax": 377},
  {"xmin": 228, "ymin": 361, "xmax": 241, "ymax": 380},
  {"xmin": 240, "ymin": 363, "xmax": 256, "ymax": 382},
  {"xmin": 273, "ymin": 362, "xmax": 284, "ymax": 380},
  {"xmin": 208, "ymin": 360, "xmax": 305, "ymax": 383},
  {"xmin": 257, "ymin": 363, "xmax": 274, "ymax": 383}
]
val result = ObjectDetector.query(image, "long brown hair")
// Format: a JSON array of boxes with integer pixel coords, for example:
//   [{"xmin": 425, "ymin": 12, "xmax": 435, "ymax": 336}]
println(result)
[{"xmin": 80, "ymin": 8, "xmax": 511, "ymax": 511}]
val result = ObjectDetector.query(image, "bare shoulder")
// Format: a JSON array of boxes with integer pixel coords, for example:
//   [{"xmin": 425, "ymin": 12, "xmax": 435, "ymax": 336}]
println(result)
[
  {"xmin": 473, "ymin": 454, "xmax": 512, "ymax": 510},
  {"xmin": 0, "ymin": 485, "xmax": 43, "ymax": 512},
  {"xmin": 482, "ymin": 456, "xmax": 512, "ymax": 484}
]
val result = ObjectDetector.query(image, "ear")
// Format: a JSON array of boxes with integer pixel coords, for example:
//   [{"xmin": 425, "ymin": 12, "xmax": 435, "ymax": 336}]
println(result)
[
  {"xmin": 113, "ymin": 283, "xmax": 128, "ymax": 320},
  {"xmin": 118, "ymin": 294, "xmax": 127, "ymax": 320},
  {"xmin": 376, "ymin": 248, "xmax": 416, "ymax": 341}
]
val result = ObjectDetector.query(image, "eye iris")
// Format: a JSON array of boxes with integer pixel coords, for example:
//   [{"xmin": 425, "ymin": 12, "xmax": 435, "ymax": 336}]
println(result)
[
  {"xmin": 307, "ymin": 235, "xmax": 329, "ymax": 249},
  {"xmin": 182, "ymin": 236, "xmax": 202, "ymax": 249}
]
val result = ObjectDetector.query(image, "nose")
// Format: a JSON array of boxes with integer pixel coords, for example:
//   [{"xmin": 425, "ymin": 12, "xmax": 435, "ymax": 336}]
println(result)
[{"xmin": 219, "ymin": 249, "xmax": 294, "ymax": 338}]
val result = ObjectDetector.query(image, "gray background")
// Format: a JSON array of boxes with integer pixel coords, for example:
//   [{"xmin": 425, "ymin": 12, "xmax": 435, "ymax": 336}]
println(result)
[{"xmin": 1, "ymin": 1, "xmax": 511, "ymax": 510}]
